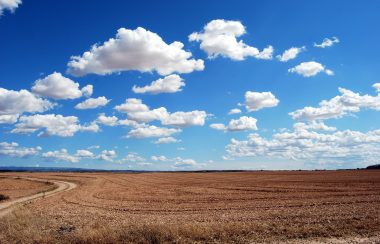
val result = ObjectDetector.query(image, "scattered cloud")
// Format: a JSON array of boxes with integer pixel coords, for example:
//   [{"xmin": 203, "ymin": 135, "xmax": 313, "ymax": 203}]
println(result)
[
  {"xmin": 0, "ymin": 142, "xmax": 41, "ymax": 158},
  {"xmin": 154, "ymin": 136, "xmax": 180, "ymax": 144},
  {"xmin": 228, "ymin": 108, "xmax": 242, "ymax": 115},
  {"xmin": 32, "ymin": 72, "xmax": 92, "ymax": 100},
  {"xmin": 288, "ymin": 61, "xmax": 333, "ymax": 77},
  {"xmin": 67, "ymin": 27, "xmax": 204, "ymax": 76},
  {"xmin": 373, "ymin": 83, "xmax": 380, "ymax": 93},
  {"xmin": 276, "ymin": 46, "xmax": 305, "ymax": 62},
  {"xmin": 11, "ymin": 114, "xmax": 99, "ymax": 137},
  {"xmin": 289, "ymin": 85, "xmax": 380, "ymax": 121},
  {"xmin": 75, "ymin": 96, "xmax": 110, "ymax": 109},
  {"xmin": 96, "ymin": 113, "xmax": 119, "ymax": 126},
  {"xmin": 210, "ymin": 116, "xmax": 258, "ymax": 132},
  {"xmin": 127, "ymin": 125, "xmax": 181, "ymax": 138},
  {"xmin": 0, "ymin": 88, "xmax": 54, "ymax": 124},
  {"xmin": 97, "ymin": 150, "xmax": 117, "ymax": 162},
  {"xmin": 120, "ymin": 153, "xmax": 145, "ymax": 163},
  {"xmin": 226, "ymin": 124, "xmax": 380, "ymax": 166},
  {"xmin": 314, "ymin": 37, "xmax": 339, "ymax": 48},
  {"xmin": 244, "ymin": 91, "xmax": 279, "ymax": 112},
  {"xmin": 132, "ymin": 74, "xmax": 185, "ymax": 94},
  {"xmin": 115, "ymin": 98, "xmax": 207, "ymax": 127},
  {"xmin": 0, "ymin": 0, "xmax": 21, "ymax": 15},
  {"xmin": 189, "ymin": 19, "xmax": 273, "ymax": 60}
]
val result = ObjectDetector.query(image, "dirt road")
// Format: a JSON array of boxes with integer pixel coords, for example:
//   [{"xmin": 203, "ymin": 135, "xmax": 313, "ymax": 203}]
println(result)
[{"xmin": 0, "ymin": 177, "xmax": 77, "ymax": 217}]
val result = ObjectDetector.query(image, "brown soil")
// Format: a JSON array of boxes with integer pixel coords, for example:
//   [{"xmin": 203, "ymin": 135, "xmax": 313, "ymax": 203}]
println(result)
[
  {"xmin": 0, "ymin": 170, "xmax": 379, "ymax": 243},
  {"xmin": 0, "ymin": 177, "xmax": 55, "ymax": 202}
]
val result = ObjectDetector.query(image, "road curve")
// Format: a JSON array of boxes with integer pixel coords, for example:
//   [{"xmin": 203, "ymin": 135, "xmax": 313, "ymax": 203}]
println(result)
[{"xmin": 0, "ymin": 177, "xmax": 77, "ymax": 217}]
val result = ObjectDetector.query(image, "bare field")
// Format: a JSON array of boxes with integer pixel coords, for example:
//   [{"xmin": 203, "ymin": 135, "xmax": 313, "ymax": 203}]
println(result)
[
  {"xmin": 0, "ymin": 177, "xmax": 55, "ymax": 202},
  {"xmin": 0, "ymin": 170, "xmax": 379, "ymax": 243}
]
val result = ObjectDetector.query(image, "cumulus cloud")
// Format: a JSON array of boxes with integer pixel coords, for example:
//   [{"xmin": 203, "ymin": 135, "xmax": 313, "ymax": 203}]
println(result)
[
  {"xmin": 151, "ymin": 155, "xmax": 168, "ymax": 161},
  {"xmin": 162, "ymin": 111, "xmax": 207, "ymax": 127},
  {"xmin": 42, "ymin": 148, "xmax": 105, "ymax": 163},
  {"xmin": 67, "ymin": 27, "xmax": 204, "ymax": 76},
  {"xmin": 0, "ymin": 114, "xmax": 19, "ymax": 124},
  {"xmin": 0, "ymin": 0, "xmax": 21, "ymax": 15},
  {"xmin": 0, "ymin": 88, "xmax": 54, "ymax": 124},
  {"xmin": 210, "ymin": 116, "xmax": 258, "ymax": 132},
  {"xmin": 97, "ymin": 150, "xmax": 117, "ymax": 162},
  {"xmin": 226, "ymin": 124, "xmax": 380, "ymax": 166},
  {"xmin": 288, "ymin": 61, "xmax": 334, "ymax": 77},
  {"xmin": 120, "ymin": 153, "xmax": 145, "ymax": 163},
  {"xmin": 115, "ymin": 98, "xmax": 207, "ymax": 127},
  {"xmin": 244, "ymin": 91, "xmax": 279, "ymax": 112},
  {"xmin": 276, "ymin": 46, "xmax": 305, "ymax": 62},
  {"xmin": 289, "ymin": 85, "xmax": 380, "ymax": 121},
  {"xmin": 228, "ymin": 108, "xmax": 242, "ymax": 115},
  {"xmin": 189, "ymin": 19, "xmax": 273, "ymax": 60},
  {"xmin": 75, "ymin": 96, "xmax": 110, "ymax": 110},
  {"xmin": 127, "ymin": 125, "xmax": 181, "ymax": 139},
  {"xmin": 132, "ymin": 74, "xmax": 185, "ymax": 94},
  {"xmin": 314, "ymin": 37, "xmax": 339, "ymax": 48},
  {"xmin": 11, "ymin": 114, "xmax": 99, "ymax": 137},
  {"xmin": 95, "ymin": 113, "xmax": 118, "ymax": 126},
  {"xmin": 42, "ymin": 149, "xmax": 80, "ymax": 163},
  {"xmin": 373, "ymin": 83, "xmax": 380, "ymax": 93},
  {"xmin": 154, "ymin": 136, "xmax": 180, "ymax": 144},
  {"xmin": 31, "ymin": 72, "xmax": 93, "ymax": 100},
  {"xmin": 173, "ymin": 157, "xmax": 198, "ymax": 167},
  {"xmin": 0, "ymin": 142, "xmax": 41, "ymax": 158}
]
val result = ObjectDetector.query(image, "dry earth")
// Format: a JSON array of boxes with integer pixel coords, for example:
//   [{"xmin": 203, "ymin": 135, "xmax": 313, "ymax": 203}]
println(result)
[{"xmin": 0, "ymin": 170, "xmax": 379, "ymax": 243}]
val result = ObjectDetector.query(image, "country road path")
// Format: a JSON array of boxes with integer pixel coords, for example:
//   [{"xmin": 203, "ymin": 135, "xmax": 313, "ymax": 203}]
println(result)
[{"xmin": 0, "ymin": 177, "xmax": 77, "ymax": 217}]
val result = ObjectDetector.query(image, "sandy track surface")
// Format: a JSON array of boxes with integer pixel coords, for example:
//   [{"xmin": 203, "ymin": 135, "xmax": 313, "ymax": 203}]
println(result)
[{"xmin": 0, "ymin": 177, "xmax": 77, "ymax": 217}]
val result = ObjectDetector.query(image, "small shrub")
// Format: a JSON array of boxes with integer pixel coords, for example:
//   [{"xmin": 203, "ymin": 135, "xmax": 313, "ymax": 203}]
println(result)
[{"xmin": 0, "ymin": 194, "xmax": 10, "ymax": 201}]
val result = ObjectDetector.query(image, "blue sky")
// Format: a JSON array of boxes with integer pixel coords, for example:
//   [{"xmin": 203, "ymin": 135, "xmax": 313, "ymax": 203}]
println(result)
[{"xmin": 1, "ymin": 0, "xmax": 380, "ymax": 170}]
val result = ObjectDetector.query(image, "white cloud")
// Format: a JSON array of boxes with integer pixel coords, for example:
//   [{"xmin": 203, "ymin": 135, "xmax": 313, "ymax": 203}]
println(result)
[
  {"xmin": 288, "ymin": 61, "xmax": 334, "ymax": 77},
  {"xmin": 0, "ymin": 114, "xmax": 19, "ymax": 124},
  {"xmin": 173, "ymin": 157, "xmax": 198, "ymax": 167},
  {"xmin": 127, "ymin": 125, "xmax": 181, "ymax": 139},
  {"xmin": 293, "ymin": 121, "xmax": 336, "ymax": 132},
  {"xmin": 11, "ymin": 114, "xmax": 99, "ymax": 137},
  {"xmin": 314, "ymin": 37, "xmax": 339, "ymax": 48},
  {"xmin": 42, "ymin": 148, "xmax": 116, "ymax": 163},
  {"xmin": 67, "ymin": 27, "xmax": 204, "ymax": 76},
  {"xmin": 115, "ymin": 98, "xmax": 207, "ymax": 127},
  {"xmin": 162, "ymin": 110, "xmax": 207, "ymax": 127},
  {"xmin": 0, "ymin": 0, "xmax": 21, "ymax": 15},
  {"xmin": 0, "ymin": 88, "xmax": 54, "ymax": 123},
  {"xmin": 42, "ymin": 149, "xmax": 80, "ymax": 163},
  {"xmin": 154, "ymin": 136, "xmax": 180, "ymax": 144},
  {"xmin": 114, "ymin": 98, "xmax": 149, "ymax": 113},
  {"xmin": 189, "ymin": 19, "xmax": 273, "ymax": 60},
  {"xmin": 75, "ymin": 149, "xmax": 94, "ymax": 158},
  {"xmin": 210, "ymin": 116, "xmax": 258, "ymax": 132},
  {"xmin": 228, "ymin": 108, "xmax": 241, "ymax": 115},
  {"xmin": 121, "ymin": 153, "xmax": 145, "ymax": 163},
  {"xmin": 0, "ymin": 142, "xmax": 41, "ymax": 158},
  {"xmin": 132, "ymin": 74, "xmax": 185, "ymax": 94},
  {"xmin": 97, "ymin": 150, "xmax": 117, "ymax": 162},
  {"xmin": 151, "ymin": 155, "xmax": 168, "ymax": 161},
  {"xmin": 226, "ymin": 125, "xmax": 380, "ymax": 166},
  {"xmin": 289, "ymin": 85, "xmax": 380, "ymax": 121},
  {"xmin": 75, "ymin": 96, "xmax": 110, "ymax": 109},
  {"xmin": 373, "ymin": 83, "xmax": 380, "ymax": 93},
  {"xmin": 276, "ymin": 46, "xmax": 305, "ymax": 62},
  {"xmin": 32, "ymin": 72, "xmax": 92, "ymax": 100},
  {"xmin": 244, "ymin": 91, "xmax": 279, "ymax": 112},
  {"xmin": 96, "ymin": 113, "xmax": 118, "ymax": 126},
  {"xmin": 210, "ymin": 123, "xmax": 227, "ymax": 130}
]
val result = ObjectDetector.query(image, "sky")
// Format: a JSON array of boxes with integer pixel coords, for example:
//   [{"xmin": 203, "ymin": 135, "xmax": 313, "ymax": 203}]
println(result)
[{"xmin": 1, "ymin": 0, "xmax": 380, "ymax": 170}]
